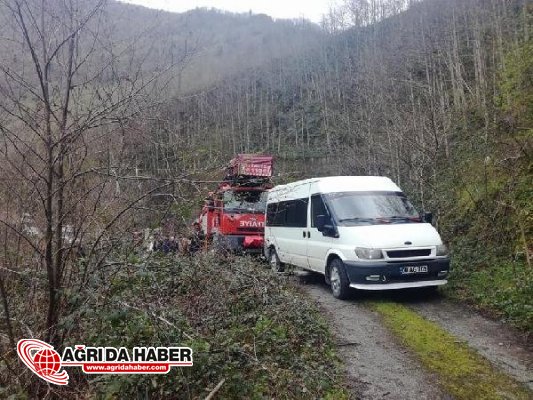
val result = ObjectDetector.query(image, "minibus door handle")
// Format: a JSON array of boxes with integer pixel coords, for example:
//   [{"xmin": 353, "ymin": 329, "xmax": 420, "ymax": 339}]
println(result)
[
  {"xmin": 302, "ymin": 231, "xmax": 306, "ymax": 238},
  {"xmin": 307, "ymin": 231, "xmax": 311, "ymax": 238}
]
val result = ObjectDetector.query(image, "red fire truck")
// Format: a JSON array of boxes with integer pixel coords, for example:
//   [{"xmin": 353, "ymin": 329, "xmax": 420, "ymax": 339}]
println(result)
[{"xmin": 197, "ymin": 154, "xmax": 273, "ymax": 253}]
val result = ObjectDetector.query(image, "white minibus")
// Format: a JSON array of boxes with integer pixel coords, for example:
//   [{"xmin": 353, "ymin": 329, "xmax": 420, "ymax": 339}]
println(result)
[{"xmin": 264, "ymin": 176, "xmax": 450, "ymax": 299}]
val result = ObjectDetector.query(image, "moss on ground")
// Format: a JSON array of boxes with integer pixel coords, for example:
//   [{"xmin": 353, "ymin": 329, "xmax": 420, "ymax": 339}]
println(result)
[{"xmin": 372, "ymin": 302, "xmax": 531, "ymax": 400}]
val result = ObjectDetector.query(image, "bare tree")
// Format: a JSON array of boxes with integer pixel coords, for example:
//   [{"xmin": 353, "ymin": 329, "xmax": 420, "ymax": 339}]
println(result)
[{"xmin": 0, "ymin": 0, "xmax": 189, "ymax": 353}]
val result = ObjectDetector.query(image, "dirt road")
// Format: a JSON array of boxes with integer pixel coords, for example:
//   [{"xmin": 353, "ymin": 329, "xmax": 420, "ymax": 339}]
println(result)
[
  {"xmin": 409, "ymin": 298, "xmax": 533, "ymax": 391},
  {"xmin": 294, "ymin": 271, "xmax": 533, "ymax": 399}
]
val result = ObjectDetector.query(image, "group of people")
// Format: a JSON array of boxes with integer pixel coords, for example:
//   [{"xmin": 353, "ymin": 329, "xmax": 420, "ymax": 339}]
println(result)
[
  {"xmin": 147, "ymin": 222, "xmax": 206, "ymax": 255},
  {"xmin": 152, "ymin": 235, "xmax": 179, "ymax": 253}
]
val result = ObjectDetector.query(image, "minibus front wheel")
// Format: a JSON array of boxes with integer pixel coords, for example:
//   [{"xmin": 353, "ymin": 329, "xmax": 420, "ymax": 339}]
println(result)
[
  {"xmin": 268, "ymin": 247, "xmax": 285, "ymax": 273},
  {"xmin": 329, "ymin": 258, "xmax": 350, "ymax": 299}
]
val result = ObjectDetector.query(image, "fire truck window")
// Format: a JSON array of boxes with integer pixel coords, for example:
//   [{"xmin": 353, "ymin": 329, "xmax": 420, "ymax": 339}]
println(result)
[{"xmin": 223, "ymin": 190, "xmax": 267, "ymax": 212}]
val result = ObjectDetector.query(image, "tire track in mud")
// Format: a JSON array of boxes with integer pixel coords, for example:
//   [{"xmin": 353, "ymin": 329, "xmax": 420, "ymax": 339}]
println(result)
[{"xmin": 295, "ymin": 272, "xmax": 449, "ymax": 400}]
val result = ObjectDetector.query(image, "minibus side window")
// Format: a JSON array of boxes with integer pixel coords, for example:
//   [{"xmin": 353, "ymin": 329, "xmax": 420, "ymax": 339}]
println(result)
[
  {"xmin": 285, "ymin": 198, "xmax": 308, "ymax": 228},
  {"xmin": 311, "ymin": 195, "xmax": 330, "ymax": 227},
  {"xmin": 267, "ymin": 198, "xmax": 308, "ymax": 227},
  {"xmin": 267, "ymin": 202, "xmax": 286, "ymax": 226}
]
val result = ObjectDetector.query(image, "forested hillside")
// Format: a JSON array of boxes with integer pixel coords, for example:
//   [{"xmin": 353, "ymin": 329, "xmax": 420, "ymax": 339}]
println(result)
[
  {"xmin": 0, "ymin": 0, "xmax": 531, "ymax": 397},
  {"xmin": 107, "ymin": 2, "xmax": 323, "ymax": 93},
  {"xmin": 148, "ymin": 0, "xmax": 532, "ymax": 328}
]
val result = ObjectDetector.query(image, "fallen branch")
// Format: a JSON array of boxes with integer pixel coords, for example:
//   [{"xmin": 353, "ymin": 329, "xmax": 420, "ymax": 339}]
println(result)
[
  {"xmin": 118, "ymin": 300, "xmax": 194, "ymax": 341},
  {"xmin": 204, "ymin": 378, "xmax": 225, "ymax": 400}
]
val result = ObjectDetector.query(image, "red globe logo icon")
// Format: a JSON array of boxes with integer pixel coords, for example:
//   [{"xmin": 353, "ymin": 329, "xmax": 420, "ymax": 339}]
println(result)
[
  {"xmin": 33, "ymin": 348, "xmax": 61, "ymax": 376},
  {"xmin": 17, "ymin": 339, "xmax": 68, "ymax": 385}
]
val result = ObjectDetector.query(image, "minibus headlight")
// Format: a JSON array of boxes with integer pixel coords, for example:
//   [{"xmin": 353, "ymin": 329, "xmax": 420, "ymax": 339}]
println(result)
[
  {"xmin": 355, "ymin": 248, "xmax": 383, "ymax": 260},
  {"xmin": 436, "ymin": 244, "xmax": 449, "ymax": 256}
]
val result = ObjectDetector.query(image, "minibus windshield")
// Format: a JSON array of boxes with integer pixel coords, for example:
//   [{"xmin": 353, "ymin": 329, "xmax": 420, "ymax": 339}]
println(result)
[
  {"xmin": 325, "ymin": 191, "xmax": 421, "ymax": 225},
  {"xmin": 223, "ymin": 190, "xmax": 267, "ymax": 213}
]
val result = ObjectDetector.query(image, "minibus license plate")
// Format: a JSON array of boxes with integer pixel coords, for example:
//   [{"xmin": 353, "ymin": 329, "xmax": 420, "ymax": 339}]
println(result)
[{"xmin": 401, "ymin": 266, "xmax": 428, "ymax": 274}]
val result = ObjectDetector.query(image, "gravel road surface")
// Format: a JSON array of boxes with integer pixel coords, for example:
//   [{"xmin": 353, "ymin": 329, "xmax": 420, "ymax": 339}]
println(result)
[
  {"xmin": 295, "ymin": 272, "xmax": 449, "ymax": 400},
  {"xmin": 294, "ymin": 270, "xmax": 533, "ymax": 398}
]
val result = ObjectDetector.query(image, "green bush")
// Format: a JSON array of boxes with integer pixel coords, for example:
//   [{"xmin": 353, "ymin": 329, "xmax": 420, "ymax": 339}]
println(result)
[
  {"xmin": 446, "ymin": 251, "xmax": 533, "ymax": 331},
  {"xmin": 60, "ymin": 254, "xmax": 348, "ymax": 399}
]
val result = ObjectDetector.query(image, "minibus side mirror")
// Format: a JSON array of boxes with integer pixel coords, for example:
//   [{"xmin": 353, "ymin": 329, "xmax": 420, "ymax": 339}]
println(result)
[
  {"xmin": 315, "ymin": 215, "xmax": 328, "ymax": 232},
  {"xmin": 423, "ymin": 212, "xmax": 433, "ymax": 224},
  {"xmin": 315, "ymin": 215, "xmax": 337, "ymax": 237}
]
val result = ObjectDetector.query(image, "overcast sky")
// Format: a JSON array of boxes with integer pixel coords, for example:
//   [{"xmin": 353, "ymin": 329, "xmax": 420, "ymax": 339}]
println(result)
[{"xmin": 120, "ymin": 0, "xmax": 337, "ymax": 23}]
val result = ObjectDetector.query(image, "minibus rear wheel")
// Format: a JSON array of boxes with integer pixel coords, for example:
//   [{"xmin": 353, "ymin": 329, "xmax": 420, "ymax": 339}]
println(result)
[
  {"xmin": 268, "ymin": 247, "xmax": 285, "ymax": 273},
  {"xmin": 329, "ymin": 258, "xmax": 350, "ymax": 299}
]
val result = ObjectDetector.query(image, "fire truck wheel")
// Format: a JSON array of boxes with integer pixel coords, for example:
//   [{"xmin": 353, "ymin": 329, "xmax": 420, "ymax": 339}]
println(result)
[
  {"xmin": 212, "ymin": 234, "xmax": 228, "ymax": 254},
  {"xmin": 268, "ymin": 247, "xmax": 285, "ymax": 273}
]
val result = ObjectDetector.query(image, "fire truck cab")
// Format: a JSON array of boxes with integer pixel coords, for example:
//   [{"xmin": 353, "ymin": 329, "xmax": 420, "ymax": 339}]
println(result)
[{"xmin": 198, "ymin": 155, "xmax": 273, "ymax": 253}]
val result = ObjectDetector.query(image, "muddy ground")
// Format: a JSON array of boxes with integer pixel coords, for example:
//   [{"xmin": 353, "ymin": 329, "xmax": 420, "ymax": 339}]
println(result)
[{"xmin": 292, "ymin": 271, "xmax": 533, "ymax": 399}]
